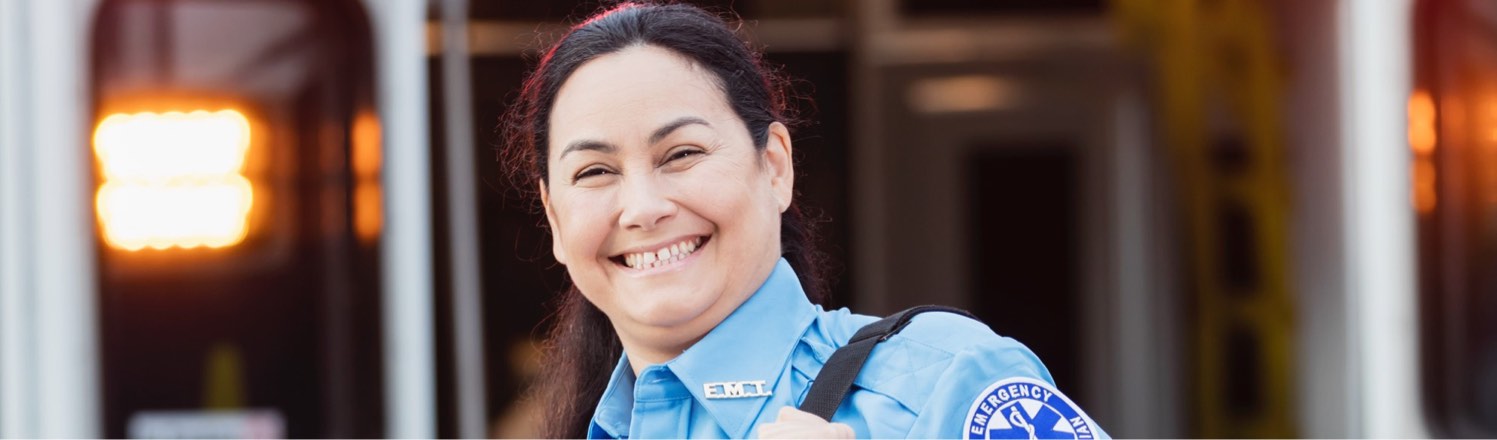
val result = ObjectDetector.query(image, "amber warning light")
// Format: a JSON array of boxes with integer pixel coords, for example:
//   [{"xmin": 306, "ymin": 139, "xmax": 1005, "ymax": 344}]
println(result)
[{"xmin": 93, "ymin": 109, "xmax": 254, "ymax": 251}]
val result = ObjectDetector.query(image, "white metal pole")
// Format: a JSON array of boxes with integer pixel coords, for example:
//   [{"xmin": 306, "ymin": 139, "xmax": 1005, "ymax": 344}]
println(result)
[
  {"xmin": 365, "ymin": 0, "xmax": 437, "ymax": 437},
  {"xmin": 1337, "ymin": 0, "xmax": 1427, "ymax": 437},
  {"xmin": 438, "ymin": 0, "xmax": 489, "ymax": 437},
  {"xmin": 0, "ymin": 0, "xmax": 36, "ymax": 436},
  {"xmin": 1108, "ymin": 86, "xmax": 1175, "ymax": 438},
  {"xmin": 1283, "ymin": 1, "xmax": 1354, "ymax": 436},
  {"xmin": 27, "ymin": 0, "xmax": 101, "ymax": 436}
]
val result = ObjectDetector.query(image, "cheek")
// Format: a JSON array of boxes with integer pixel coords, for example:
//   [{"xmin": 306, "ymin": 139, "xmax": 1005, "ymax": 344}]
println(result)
[
  {"xmin": 674, "ymin": 162, "xmax": 778, "ymax": 231},
  {"xmin": 554, "ymin": 193, "xmax": 614, "ymax": 258},
  {"xmin": 671, "ymin": 168, "xmax": 743, "ymax": 217}
]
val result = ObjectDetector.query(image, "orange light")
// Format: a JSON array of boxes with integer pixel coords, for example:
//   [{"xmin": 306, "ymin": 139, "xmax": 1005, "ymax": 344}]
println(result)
[
  {"xmin": 1412, "ymin": 160, "xmax": 1437, "ymax": 214},
  {"xmin": 351, "ymin": 110, "xmax": 382, "ymax": 243},
  {"xmin": 93, "ymin": 109, "xmax": 254, "ymax": 251},
  {"xmin": 1409, "ymin": 90, "xmax": 1438, "ymax": 214},
  {"xmin": 1409, "ymin": 90, "xmax": 1437, "ymax": 155},
  {"xmin": 906, "ymin": 75, "xmax": 1017, "ymax": 114}
]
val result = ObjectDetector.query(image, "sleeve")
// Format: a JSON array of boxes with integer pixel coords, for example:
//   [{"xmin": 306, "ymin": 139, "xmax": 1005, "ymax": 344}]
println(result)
[{"xmin": 902, "ymin": 336, "xmax": 1109, "ymax": 439}]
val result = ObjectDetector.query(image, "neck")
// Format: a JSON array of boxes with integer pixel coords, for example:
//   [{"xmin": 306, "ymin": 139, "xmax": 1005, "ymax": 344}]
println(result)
[
  {"xmin": 611, "ymin": 254, "xmax": 783, "ymax": 376},
  {"xmin": 616, "ymin": 329, "xmax": 701, "ymax": 376}
]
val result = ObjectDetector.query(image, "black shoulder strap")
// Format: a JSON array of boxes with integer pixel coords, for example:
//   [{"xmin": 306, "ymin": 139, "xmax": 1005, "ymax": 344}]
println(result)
[{"xmin": 796, "ymin": 305, "xmax": 978, "ymax": 421}]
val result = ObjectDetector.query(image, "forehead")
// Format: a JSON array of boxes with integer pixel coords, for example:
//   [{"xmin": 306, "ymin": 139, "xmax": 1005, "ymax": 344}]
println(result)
[{"xmin": 548, "ymin": 45, "xmax": 733, "ymax": 152}]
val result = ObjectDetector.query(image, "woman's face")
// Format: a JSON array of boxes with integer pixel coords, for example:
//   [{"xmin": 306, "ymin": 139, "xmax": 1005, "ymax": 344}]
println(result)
[{"xmin": 540, "ymin": 45, "xmax": 794, "ymax": 352}]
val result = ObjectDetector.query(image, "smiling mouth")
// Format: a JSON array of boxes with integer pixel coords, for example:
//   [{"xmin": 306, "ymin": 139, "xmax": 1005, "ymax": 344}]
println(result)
[{"xmin": 611, "ymin": 236, "xmax": 709, "ymax": 270}]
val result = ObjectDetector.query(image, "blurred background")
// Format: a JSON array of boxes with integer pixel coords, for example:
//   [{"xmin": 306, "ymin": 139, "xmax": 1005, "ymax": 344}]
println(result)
[{"xmin": 1, "ymin": 0, "xmax": 1494, "ymax": 438}]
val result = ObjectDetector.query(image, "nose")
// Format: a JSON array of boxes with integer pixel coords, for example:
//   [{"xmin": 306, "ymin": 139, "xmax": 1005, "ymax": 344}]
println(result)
[{"xmin": 617, "ymin": 174, "xmax": 677, "ymax": 231}]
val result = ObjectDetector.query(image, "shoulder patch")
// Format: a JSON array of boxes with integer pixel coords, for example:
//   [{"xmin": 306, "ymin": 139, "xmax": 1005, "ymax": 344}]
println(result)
[{"xmin": 963, "ymin": 377, "xmax": 1098, "ymax": 439}]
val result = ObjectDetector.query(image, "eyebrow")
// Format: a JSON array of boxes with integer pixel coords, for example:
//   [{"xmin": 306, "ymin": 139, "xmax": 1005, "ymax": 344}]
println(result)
[
  {"xmin": 648, "ymin": 116, "xmax": 711, "ymax": 145},
  {"xmin": 558, "ymin": 140, "xmax": 614, "ymax": 161},
  {"xmin": 558, "ymin": 116, "xmax": 712, "ymax": 161}
]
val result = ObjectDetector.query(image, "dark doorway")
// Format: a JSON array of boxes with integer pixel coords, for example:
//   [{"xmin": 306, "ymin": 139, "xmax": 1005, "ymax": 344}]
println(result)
[{"xmin": 965, "ymin": 145, "xmax": 1083, "ymax": 401}]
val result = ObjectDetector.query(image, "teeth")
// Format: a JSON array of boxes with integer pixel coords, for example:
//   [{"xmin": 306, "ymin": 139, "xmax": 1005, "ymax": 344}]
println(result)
[{"xmin": 620, "ymin": 237, "xmax": 704, "ymax": 269}]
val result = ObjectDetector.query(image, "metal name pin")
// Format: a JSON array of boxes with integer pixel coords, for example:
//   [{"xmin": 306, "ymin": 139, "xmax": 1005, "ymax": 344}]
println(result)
[{"xmin": 703, "ymin": 380, "xmax": 771, "ymax": 399}]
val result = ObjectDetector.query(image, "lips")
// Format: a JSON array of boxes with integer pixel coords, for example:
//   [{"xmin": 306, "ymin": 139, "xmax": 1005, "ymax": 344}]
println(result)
[{"xmin": 611, "ymin": 235, "xmax": 709, "ymax": 269}]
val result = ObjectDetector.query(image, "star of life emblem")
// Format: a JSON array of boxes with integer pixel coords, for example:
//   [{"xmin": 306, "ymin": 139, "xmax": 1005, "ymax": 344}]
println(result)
[{"xmin": 963, "ymin": 377, "xmax": 1098, "ymax": 439}]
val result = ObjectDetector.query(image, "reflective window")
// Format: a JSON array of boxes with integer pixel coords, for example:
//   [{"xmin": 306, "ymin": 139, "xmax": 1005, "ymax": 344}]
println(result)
[
  {"xmin": 1413, "ymin": 0, "xmax": 1497, "ymax": 436},
  {"xmin": 90, "ymin": 0, "xmax": 383, "ymax": 437}
]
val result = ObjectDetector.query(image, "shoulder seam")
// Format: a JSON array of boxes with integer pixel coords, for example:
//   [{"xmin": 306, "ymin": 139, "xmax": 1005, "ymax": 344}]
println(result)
[
  {"xmin": 888, "ymin": 331, "xmax": 963, "ymax": 357},
  {"xmin": 890, "ymin": 312, "xmax": 994, "ymax": 356}
]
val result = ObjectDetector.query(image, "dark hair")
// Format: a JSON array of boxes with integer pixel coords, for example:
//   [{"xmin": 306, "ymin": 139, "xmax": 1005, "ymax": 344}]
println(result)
[{"xmin": 499, "ymin": 2, "xmax": 827, "ymax": 438}]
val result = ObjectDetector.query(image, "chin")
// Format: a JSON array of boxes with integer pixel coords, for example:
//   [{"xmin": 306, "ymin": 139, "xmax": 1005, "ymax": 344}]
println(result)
[{"xmin": 627, "ymin": 291, "xmax": 718, "ymax": 329}]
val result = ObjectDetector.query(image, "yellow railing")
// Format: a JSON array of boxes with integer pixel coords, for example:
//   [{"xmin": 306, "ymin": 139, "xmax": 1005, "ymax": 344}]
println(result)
[{"xmin": 1113, "ymin": 0, "xmax": 1297, "ymax": 437}]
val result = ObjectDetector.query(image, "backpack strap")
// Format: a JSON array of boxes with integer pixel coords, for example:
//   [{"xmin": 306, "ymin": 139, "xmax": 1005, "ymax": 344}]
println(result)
[{"xmin": 796, "ymin": 305, "xmax": 978, "ymax": 421}]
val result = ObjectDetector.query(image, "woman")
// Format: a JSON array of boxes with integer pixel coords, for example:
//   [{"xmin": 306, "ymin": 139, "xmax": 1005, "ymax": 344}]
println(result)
[{"xmin": 504, "ymin": 3, "xmax": 1108, "ymax": 438}]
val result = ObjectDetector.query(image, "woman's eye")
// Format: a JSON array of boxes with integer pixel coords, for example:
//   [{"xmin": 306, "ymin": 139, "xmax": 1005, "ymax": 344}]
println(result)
[
  {"xmin": 666, "ymin": 149, "xmax": 702, "ymax": 162},
  {"xmin": 573, "ymin": 167, "xmax": 611, "ymax": 182}
]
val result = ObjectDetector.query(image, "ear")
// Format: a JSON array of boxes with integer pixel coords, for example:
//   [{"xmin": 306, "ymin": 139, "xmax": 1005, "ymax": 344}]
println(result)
[
  {"xmin": 538, "ymin": 180, "xmax": 568, "ymax": 265},
  {"xmin": 763, "ymin": 121, "xmax": 795, "ymax": 213}
]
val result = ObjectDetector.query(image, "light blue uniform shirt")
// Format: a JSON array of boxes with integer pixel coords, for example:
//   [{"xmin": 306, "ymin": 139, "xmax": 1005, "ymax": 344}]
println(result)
[{"xmin": 588, "ymin": 259, "xmax": 1108, "ymax": 439}]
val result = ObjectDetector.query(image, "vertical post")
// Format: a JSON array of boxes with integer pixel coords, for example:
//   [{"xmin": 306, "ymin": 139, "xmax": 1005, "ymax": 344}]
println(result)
[
  {"xmin": 439, "ymin": 0, "xmax": 488, "ymax": 437},
  {"xmin": 365, "ymin": 0, "xmax": 436, "ymax": 437},
  {"xmin": 0, "ymin": 0, "xmax": 34, "ymax": 435},
  {"xmin": 1281, "ymin": 0, "xmax": 1353, "ymax": 436},
  {"xmin": 36, "ymin": 0, "xmax": 100, "ymax": 436},
  {"xmin": 15, "ymin": 0, "xmax": 102, "ymax": 437},
  {"xmin": 849, "ymin": 0, "xmax": 895, "ymax": 313},
  {"xmin": 1337, "ymin": 0, "xmax": 1426, "ymax": 437},
  {"xmin": 1107, "ymin": 86, "xmax": 1180, "ymax": 438}
]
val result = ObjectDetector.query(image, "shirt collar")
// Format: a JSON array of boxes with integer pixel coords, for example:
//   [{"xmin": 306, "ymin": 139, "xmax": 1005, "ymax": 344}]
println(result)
[
  {"xmin": 664, "ymin": 258, "xmax": 817, "ymax": 438},
  {"xmin": 587, "ymin": 258, "xmax": 818, "ymax": 439},
  {"xmin": 590, "ymin": 353, "xmax": 636, "ymax": 439}
]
